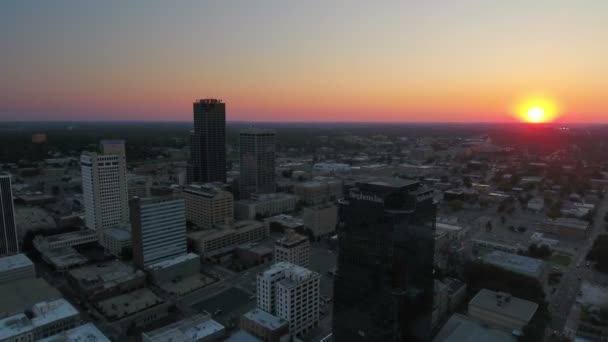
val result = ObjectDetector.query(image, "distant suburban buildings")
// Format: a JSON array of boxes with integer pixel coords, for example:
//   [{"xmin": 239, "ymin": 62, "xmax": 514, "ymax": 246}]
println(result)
[
  {"xmin": 187, "ymin": 99, "xmax": 227, "ymax": 184},
  {"xmin": 312, "ymin": 163, "xmax": 351, "ymax": 174},
  {"xmin": 256, "ymin": 262, "xmax": 320, "ymax": 337},
  {"xmin": 541, "ymin": 217, "xmax": 589, "ymax": 239},
  {"xmin": 274, "ymin": 229, "xmax": 310, "ymax": 268},
  {"xmin": 294, "ymin": 177, "xmax": 343, "ymax": 205},
  {"xmin": 333, "ymin": 178, "xmax": 437, "ymax": 342},
  {"xmin": 80, "ymin": 140, "xmax": 129, "ymax": 234},
  {"xmin": 130, "ymin": 197, "xmax": 187, "ymax": 268},
  {"xmin": 184, "ymin": 183, "xmax": 234, "ymax": 229},
  {"xmin": 239, "ymin": 128, "xmax": 276, "ymax": 199},
  {"xmin": 0, "ymin": 172, "xmax": 19, "ymax": 256}
]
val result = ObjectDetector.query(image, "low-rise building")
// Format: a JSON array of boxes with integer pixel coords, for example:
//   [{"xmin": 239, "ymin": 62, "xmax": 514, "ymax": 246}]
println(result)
[
  {"xmin": 541, "ymin": 217, "xmax": 590, "ymax": 239},
  {"xmin": 0, "ymin": 298, "xmax": 80, "ymax": 342},
  {"xmin": 96, "ymin": 288, "xmax": 166, "ymax": 325},
  {"xmin": 0, "ymin": 278, "xmax": 61, "ymax": 318},
  {"xmin": 67, "ymin": 261, "xmax": 146, "ymax": 302},
  {"xmin": 274, "ymin": 230, "xmax": 309, "ymax": 268},
  {"xmin": 235, "ymin": 245, "xmax": 273, "ymax": 268},
  {"xmin": 188, "ymin": 220, "xmax": 269, "ymax": 256},
  {"xmin": 33, "ymin": 229, "xmax": 98, "ymax": 251},
  {"xmin": 302, "ymin": 204, "xmax": 338, "ymax": 239},
  {"xmin": 481, "ymin": 251, "xmax": 546, "ymax": 281},
  {"xmin": 40, "ymin": 247, "xmax": 88, "ymax": 272},
  {"xmin": 145, "ymin": 253, "xmax": 200, "ymax": 284},
  {"xmin": 235, "ymin": 193, "xmax": 298, "ymax": 220},
  {"xmin": 101, "ymin": 228, "xmax": 131, "ymax": 257},
  {"xmin": 433, "ymin": 313, "xmax": 516, "ymax": 342},
  {"xmin": 240, "ymin": 308, "xmax": 289, "ymax": 342},
  {"xmin": 0, "ymin": 253, "xmax": 35, "ymax": 284},
  {"xmin": 468, "ymin": 289, "xmax": 538, "ymax": 332},
  {"xmin": 37, "ymin": 323, "xmax": 110, "ymax": 342},
  {"xmin": 142, "ymin": 312, "xmax": 225, "ymax": 342}
]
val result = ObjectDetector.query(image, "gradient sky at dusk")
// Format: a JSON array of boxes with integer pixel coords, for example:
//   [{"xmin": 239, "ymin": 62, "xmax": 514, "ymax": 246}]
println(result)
[{"xmin": 1, "ymin": 1, "xmax": 607, "ymax": 123}]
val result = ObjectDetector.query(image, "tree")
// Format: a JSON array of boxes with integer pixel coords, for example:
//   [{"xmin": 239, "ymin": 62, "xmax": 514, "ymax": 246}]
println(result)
[
  {"xmin": 485, "ymin": 221, "xmax": 493, "ymax": 232},
  {"xmin": 517, "ymin": 226, "xmax": 527, "ymax": 233}
]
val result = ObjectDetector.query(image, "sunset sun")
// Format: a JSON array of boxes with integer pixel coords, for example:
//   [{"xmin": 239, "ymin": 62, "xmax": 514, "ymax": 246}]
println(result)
[
  {"xmin": 526, "ymin": 106, "xmax": 546, "ymax": 123},
  {"xmin": 514, "ymin": 97, "xmax": 560, "ymax": 123}
]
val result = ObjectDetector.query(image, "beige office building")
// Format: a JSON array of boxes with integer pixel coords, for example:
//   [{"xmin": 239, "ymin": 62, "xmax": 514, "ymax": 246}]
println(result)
[{"xmin": 183, "ymin": 184, "xmax": 233, "ymax": 230}]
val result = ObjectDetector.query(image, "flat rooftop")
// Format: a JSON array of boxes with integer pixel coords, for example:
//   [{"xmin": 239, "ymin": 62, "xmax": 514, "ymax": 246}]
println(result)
[
  {"xmin": 97, "ymin": 288, "xmax": 162, "ymax": 319},
  {"xmin": 43, "ymin": 229, "xmax": 98, "ymax": 243},
  {"xmin": 69, "ymin": 260, "xmax": 144, "ymax": 289},
  {"xmin": 41, "ymin": 247, "xmax": 87, "ymax": 268},
  {"xmin": 482, "ymin": 251, "xmax": 545, "ymax": 278},
  {"xmin": 143, "ymin": 313, "xmax": 225, "ymax": 341},
  {"xmin": 37, "ymin": 323, "xmax": 110, "ymax": 342},
  {"xmin": 0, "ymin": 253, "xmax": 33, "ymax": 272},
  {"xmin": 146, "ymin": 252, "xmax": 199, "ymax": 271},
  {"xmin": 469, "ymin": 289, "xmax": 538, "ymax": 323},
  {"xmin": 0, "ymin": 299, "xmax": 79, "ymax": 340},
  {"xmin": 433, "ymin": 313, "xmax": 516, "ymax": 342},
  {"xmin": 0, "ymin": 278, "xmax": 61, "ymax": 317},
  {"xmin": 243, "ymin": 308, "xmax": 287, "ymax": 331},
  {"xmin": 361, "ymin": 177, "xmax": 419, "ymax": 189}
]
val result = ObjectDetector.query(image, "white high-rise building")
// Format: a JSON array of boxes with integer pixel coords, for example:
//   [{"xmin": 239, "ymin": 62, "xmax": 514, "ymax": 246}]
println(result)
[
  {"xmin": 274, "ymin": 229, "xmax": 310, "ymax": 268},
  {"xmin": 256, "ymin": 262, "xmax": 320, "ymax": 337},
  {"xmin": 0, "ymin": 173, "xmax": 19, "ymax": 256},
  {"xmin": 80, "ymin": 140, "xmax": 129, "ymax": 234},
  {"xmin": 130, "ymin": 197, "xmax": 187, "ymax": 269}
]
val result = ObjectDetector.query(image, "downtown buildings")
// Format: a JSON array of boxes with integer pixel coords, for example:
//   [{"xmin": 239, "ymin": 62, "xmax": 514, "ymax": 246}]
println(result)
[
  {"xmin": 274, "ymin": 230, "xmax": 310, "ymax": 268},
  {"xmin": 256, "ymin": 262, "xmax": 320, "ymax": 337},
  {"xmin": 183, "ymin": 183, "xmax": 233, "ymax": 229},
  {"xmin": 187, "ymin": 99, "xmax": 226, "ymax": 184},
  {"xmin": 0, "ymin": 172, "xmax": 19, "ymax": 256},
  {"xmin": 239, "ymin": 128, "xmax": 276, "ymax": 199},
  {"xmin": 129, "ymin": 197, "xmax": 187, "ymax": 268},
  {"xmin": 332, "ymin": 178, "xmax": 437, "ymax": 342},
  {"xmin": 80, "ymin": 140, "xmax": 129, "ymax": 234}
]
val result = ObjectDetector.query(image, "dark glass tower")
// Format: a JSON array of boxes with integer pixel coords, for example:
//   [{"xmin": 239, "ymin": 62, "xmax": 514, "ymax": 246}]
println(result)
[
  {"xmin": 238, "ymin": 128, "xmax": 276, "ymax": 199},
  {"xmin": 187, "ymin": 99, "xmax": 226, "ymax": 184},
  {"xmin": 0, "ymin": 173, "xmax": 19, "ymax": 256},
  {"xmin": 332, "ymin": 178, "xmax": 437, "ymax": 342}
]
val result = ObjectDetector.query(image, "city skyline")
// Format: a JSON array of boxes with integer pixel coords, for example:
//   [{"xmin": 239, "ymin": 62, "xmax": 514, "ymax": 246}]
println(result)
[{"xmin": 1, "ymin": 1, "xmax": 607, "ymax": 123}]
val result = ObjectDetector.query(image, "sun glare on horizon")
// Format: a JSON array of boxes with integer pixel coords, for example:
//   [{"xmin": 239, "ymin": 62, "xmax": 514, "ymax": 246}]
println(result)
[{"xmin": 513, "ymin": 97, "xmax": 560, "ymax": 123}]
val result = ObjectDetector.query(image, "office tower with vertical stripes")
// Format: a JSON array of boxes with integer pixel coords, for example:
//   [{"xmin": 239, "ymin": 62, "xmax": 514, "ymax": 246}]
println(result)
[{"xmin": 0, "ymin": 173, "xmax": 19, "ymax": 256}]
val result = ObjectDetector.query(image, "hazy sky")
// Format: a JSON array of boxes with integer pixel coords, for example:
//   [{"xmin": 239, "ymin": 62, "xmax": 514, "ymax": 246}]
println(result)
[{"xmin": 1, "ymin": 1, "xmax": 607, "ymax": 122}]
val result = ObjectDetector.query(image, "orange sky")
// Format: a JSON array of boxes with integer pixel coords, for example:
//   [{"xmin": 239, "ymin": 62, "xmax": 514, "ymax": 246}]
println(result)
[{"xmin": 1, "ymin": 1, "xmax": 607, "ymax": 122}]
